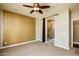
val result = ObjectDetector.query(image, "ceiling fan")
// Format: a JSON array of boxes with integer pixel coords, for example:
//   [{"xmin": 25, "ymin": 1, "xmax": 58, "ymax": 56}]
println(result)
[{"xmin": 22, "ymin": 3, "xmax": 50, "ymax": 14}]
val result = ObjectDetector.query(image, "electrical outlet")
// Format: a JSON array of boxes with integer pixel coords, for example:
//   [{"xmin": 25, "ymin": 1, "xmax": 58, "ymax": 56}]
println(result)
[{"xmin": 4, "ymin": 42, "xmax": 8, "ymax": 45}]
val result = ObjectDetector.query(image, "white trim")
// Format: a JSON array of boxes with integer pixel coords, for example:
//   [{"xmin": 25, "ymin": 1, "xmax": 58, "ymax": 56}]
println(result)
[
  {"xmin": 35, "ymin": 17, "xmax": 38, "ymax": 41},
  {"xmin": 45, "ymin": 18, "xmax": 48, "ymax": 43},
  {"xmin": 72, "ymin": 18, "xmax": 79, "ymax": 20},
  {"xmin": 71, "ymin": 19, "xmax": 75, "ymax": 47},
  {"xmin": 55, "ymin": 44, "xmax": 70, "ymax": 50},
  {"xmin": 45, "ymin": 18, "xmax": 55, "ymax": 44},
  {"xmin": 73, "ymin": 42, "xmax": 79, "ymax": 44},
  {"xmin": 0, "ymin": 40, "xmax": 38, "ymax": 49}
]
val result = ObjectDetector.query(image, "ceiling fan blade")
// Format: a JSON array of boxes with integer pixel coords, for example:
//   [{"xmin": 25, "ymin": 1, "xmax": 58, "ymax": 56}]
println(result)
[
  {"xmin": 30, "ymin": 10, "xmax": 34, "ymax": 14},
  {"xmin": 23, "ymin": 5, "xmax": 33, "ymax": 8},
  {"xmin": 38, "ymin": 10, "xmax": 43, "ymax": 14},
  {"xmin": 40, "ymin": 6, "xmax": 50, "ymax": 9}
]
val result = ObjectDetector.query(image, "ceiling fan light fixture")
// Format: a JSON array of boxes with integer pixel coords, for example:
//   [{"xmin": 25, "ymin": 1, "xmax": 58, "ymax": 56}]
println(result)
[
  {"xmin": 22, "ymin": 3, "xmax": 50, "ymax": 14},
  {"xmin": 34, "ymin": 7, "xmax": 40, "ymax": 11}
]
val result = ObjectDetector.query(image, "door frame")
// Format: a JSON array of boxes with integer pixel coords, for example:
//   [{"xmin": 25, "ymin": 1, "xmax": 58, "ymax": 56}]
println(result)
[
  {"xmin": 45, "ymin": 18, "xmax": 55, "ymax": 43},
  {"xmin": 45, "ymin": 18, "xmax": 48, "ymax": 43},
  {"xmin": 71, "ymin": 18, "xmax": 79, "ymax": 47}
]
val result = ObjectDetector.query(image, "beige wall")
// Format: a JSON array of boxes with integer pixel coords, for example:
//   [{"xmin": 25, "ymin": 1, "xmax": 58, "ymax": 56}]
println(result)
[
  {"xmin": 71, "ymin": 7, "xmax": 79, "ymax": 20},
  {"xmin": 3, "ymin": 10, "xmax": 35, "ymax": 46}
]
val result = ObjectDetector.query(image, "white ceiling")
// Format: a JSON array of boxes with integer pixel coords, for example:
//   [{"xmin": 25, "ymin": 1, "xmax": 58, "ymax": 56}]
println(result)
[{"xmin": 0, "ymin": 3, "xmax": 79, "ymax": 18}]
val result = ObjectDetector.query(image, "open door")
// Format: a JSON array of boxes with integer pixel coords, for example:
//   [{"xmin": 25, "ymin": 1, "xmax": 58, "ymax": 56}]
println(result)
[
  {"xmin": 42, "ymin": 17, "xmax": 55, "ymax": 44},
  {"xmin": 47, "ymin": 20, "xmax": 55, "ymax": 44},
  {"xmin": 73, "ymin": 20, "xmax": 79, "ymax": 48}
]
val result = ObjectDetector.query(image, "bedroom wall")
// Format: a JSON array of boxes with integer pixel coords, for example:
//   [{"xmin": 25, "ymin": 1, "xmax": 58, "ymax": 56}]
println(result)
[
  {"xmin": 3, "ymin": 10, "xmax": 35, "ymax": 46},
  {"xmin": 54, "ymin": 8, "xmax": 70, "ymax": 49},
  {"xmin": 35, "ymin": 5, "xmax": 79, "ymax": 49},
  {"xmin": 71, "ymin": 6, "xmax": 79, "ymax": 20},
  {"xmin": 35, "ymin": 14, "xmax": 43, "ymax": 41},
  {"xmin": 41, "ymin": 8, "xmax": 70, "ymax": 49}
]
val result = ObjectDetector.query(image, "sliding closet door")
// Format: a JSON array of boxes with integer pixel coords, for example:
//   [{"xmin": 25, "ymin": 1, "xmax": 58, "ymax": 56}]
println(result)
[
  {"xmin": 73, "ymin": 20, "xmax": 79, "ymax": 43},
  {"xmin": 3, "ymin": 10, "xmax": 35, "ymax": 46}
]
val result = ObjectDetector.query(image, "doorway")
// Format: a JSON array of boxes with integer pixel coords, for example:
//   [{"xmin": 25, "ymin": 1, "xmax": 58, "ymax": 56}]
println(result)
[
  {"xmin": 73, "ymin": 20, "xmax": 79, "ymax": 48},
  {"xmin": 42, "ymin": 14, "xmax": 58, "ymax": 44},
  {"xmin": 47, "ymin": 19, "xmax": 55, "ymax": 44}
]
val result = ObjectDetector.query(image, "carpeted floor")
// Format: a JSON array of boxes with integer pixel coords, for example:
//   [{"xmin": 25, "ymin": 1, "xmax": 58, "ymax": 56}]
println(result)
[{"xmin": 0, "ymin": 41, "xmax": 79, "ymax": 56}]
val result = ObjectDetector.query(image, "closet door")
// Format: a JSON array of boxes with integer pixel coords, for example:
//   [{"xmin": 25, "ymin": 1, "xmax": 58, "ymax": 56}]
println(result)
[
  {"xmin": 73, "ymin": 20, "xmax": 79, "ymax": 43},
  {"xmin": 3, "ymin": 10, "xmax": 35, "ymax": 46}
]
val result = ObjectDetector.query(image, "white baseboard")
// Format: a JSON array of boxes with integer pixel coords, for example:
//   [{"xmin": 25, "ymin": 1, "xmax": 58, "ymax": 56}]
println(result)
[
  {"xmin": 0, "ymin": 40, "xmax": 38, "ymax": 49},
  {"xmin": 55, "ymin": 44, "xmax": 70, "ymax": 50},
  {"xmin": 73, "ymin": 42, "xmax": 79, "ymax": 44}
]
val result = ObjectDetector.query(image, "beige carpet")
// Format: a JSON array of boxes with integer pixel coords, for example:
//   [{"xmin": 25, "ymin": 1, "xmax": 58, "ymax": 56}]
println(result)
[{"xmin": 0, "ymin": 41, "xmax": 79, "ymax": 56}]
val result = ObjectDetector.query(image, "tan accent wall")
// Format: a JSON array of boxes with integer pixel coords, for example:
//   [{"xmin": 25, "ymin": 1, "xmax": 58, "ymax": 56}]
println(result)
[
  {"xmin": 3, "ymin": 10, "xmax": 35, "ymax": 46},
  {"xmin": 73, "ymin": 20, "xmax": 79, "ymax": 42}
]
